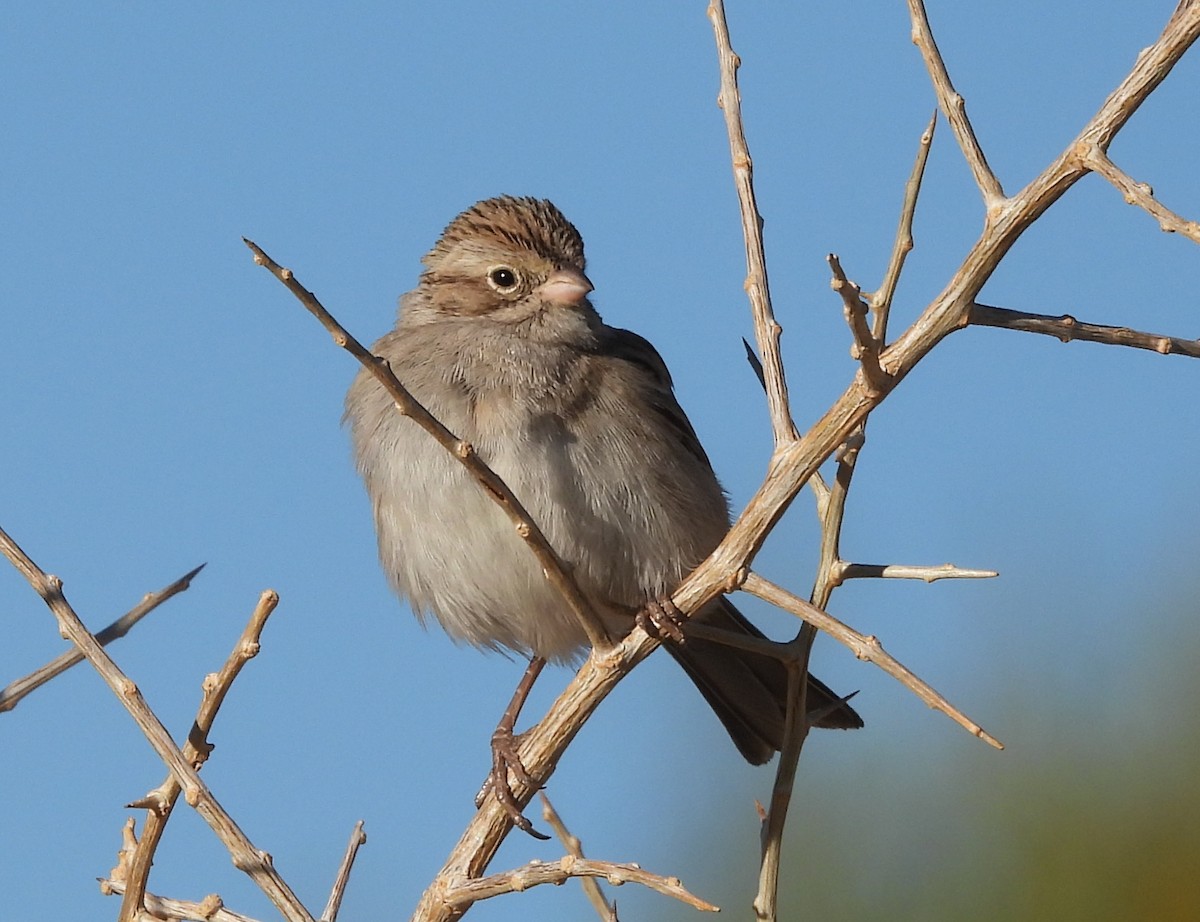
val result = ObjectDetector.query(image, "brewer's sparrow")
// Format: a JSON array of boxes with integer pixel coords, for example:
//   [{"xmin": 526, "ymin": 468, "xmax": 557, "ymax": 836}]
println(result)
[{"xmin": 345, "ymin": 196, "xmax": 861, "ymax": 776}]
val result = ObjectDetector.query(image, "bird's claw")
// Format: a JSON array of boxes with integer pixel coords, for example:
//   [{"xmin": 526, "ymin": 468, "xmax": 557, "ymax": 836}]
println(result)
[
  {"xmin": 636, "ymin": 598, "xmax": 687, "ymax": 645},
  {"xmin": 477, "ymin": 724, "xmax": 549, "ymax": 840}
]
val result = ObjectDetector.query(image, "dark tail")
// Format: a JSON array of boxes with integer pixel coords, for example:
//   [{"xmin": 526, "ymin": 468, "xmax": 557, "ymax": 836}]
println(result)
[{"xmin": 665, "ymin": 597, "xmax": 863, "ymax": 764}]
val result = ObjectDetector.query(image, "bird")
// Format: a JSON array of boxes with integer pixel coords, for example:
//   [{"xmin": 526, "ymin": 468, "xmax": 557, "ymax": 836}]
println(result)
[{"xmin": 345, "ymin": 196, "xmax": 861, "ymax": 824}]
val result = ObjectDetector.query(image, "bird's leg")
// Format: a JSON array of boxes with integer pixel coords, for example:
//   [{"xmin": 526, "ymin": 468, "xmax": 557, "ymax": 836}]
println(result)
[
  {"xmin": 635, "ymin": 598, "xmax": 687, "ymax": 645},
  {"xmin": 476, "ymin": 655, "xmax": 550, "ymax": 840}
]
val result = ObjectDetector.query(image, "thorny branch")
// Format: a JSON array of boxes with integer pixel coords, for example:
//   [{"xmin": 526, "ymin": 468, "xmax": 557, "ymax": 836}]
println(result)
[
  {"xmin": 970, "ymin": 303, "xmax": 1200, "ymax": 357},
  {"xmin": 443, "ymin": 855, "xmax": 717, "ymax": 913},
  {"xmin": 707, "ymin": 0, "xmax": 797, "ymax": 443},
  {"xmin": 116, "ymin": 590, "xmax": 282, "ymax": 922},
  {"xmin": 540, "ymin": 794, "xmax": 616, "ymax": 920}
]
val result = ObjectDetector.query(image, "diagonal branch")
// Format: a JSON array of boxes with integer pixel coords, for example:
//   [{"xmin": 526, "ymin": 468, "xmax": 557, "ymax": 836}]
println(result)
[
  {"xmin": 118, "ymin": 590, "xmax": 281, "ymax": 922},
  {"xmin": 676, "ymin": 4, "xmax": 1200, "ymax": 614},
  {"xmin": 103, "ymin": 819, "xmax": 263, "ymax": 922},
  {"xmin": 0, "ymin": 563, "xmax": 205, "ymax": 713},
  {"xmin": 907, "ymin": 0, "xmax": 1005, "ymax": 209},
  {"xmin": 320, "ymin": 821, "xmax": 368, "ymax": 922},
  {"xmin": 743, "ymin": 572, "xmax": 1002, "ymax": 748},
  {"xmin": 1078, "ymin": 144, "xmax": 1200, "ymax": 243},
  {"xmin": 869, "ymin": 110, "xmax": 938, "ymax": 340}
]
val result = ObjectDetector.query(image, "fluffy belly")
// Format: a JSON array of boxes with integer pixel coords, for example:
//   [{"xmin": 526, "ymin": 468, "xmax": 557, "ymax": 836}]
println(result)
[{"xmin": 371, "ymin": 425, "xmax": 642, "ymax": 661}]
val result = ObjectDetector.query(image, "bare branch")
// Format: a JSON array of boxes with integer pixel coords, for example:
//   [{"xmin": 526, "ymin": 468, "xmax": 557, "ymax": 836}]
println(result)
[
  {"xmin": 829, "ymin": 254, "xmax": 892, "ymax": 395},
  {"xmin": 320, "ymin": 821, "xmax": 368, "ymax": 922},
  {"xmin": 243, "ymin": 239, "xmax": 610, "ymax": 652},
  {"xmin": 1082, "ymin": 144, "xmax": 1200, "ymax": 243},
  {"xmin": 444, "ymin": 855, "xmax": 718, "ymax": 913},
  {"xmin": 834, "ymin": 562, "xmax": 999, "ymax": 584},
  {"xmin": 0, "ymin": 527, "xmax": 314, "ymax": 922},
  {"xmin": 105, "ymin": 884, "xmax": 260, "ymax": 922},
  {"xmin": 907, "ymin": 0, "xmax": 1005, "ymax": 208},
  {"xmin": 707, "ymin": 0, "xmax": 798, "ymax": 443},
  {"xmin": 0, "ymin": 563, "xmax": 205, "ymax": 713},
  {"xmin": 970, "ymin": 303, "xmax": 1200, "ymax": 358},
  {"xmin": 103, "ymin": 820, "xmax": 262, "ymax": 921},
  {"xmin": 743, "ymin": 572, "xmax": 1003, "ymax": 749},
  {"xmin": 869, "ymin": 110, "xmax": 938, "ymax": 338},
  {"xmin": 540, "ymin": 794, "xmax": 614, "ymax": 921},
  {"xmin": 120, "ymin": 589, "xmax": 281, "ymax": 922},
  {"xmin": 753, "ymin": 628, "xmax": 815, "ymax": 922}
]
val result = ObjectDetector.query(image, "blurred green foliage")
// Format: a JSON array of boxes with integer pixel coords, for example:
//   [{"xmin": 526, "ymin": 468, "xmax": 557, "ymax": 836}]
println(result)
[{"xmin": 658, "ymin": 595, "xmax": 1200, "ymax": 921}]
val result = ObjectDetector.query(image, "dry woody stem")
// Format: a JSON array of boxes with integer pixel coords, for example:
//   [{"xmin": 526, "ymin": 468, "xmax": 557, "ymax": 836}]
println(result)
[
  {"xmin": 707, "ymin": 0, "xmax": 797, "ymax": 443},
  {"xmin": 540, "ymin": 794, "xmax": 616, "ymax": 920},
  {"xmin": 970, "ymin": 303, "xmax": 1200, "ymax": 358},
  {"xmin": 117, "ymin": 590, "xmax": 284, "ymax": 922},
  {"xmin": 444, "ymin": 855, "xmax": 717, "ymax": 912}
]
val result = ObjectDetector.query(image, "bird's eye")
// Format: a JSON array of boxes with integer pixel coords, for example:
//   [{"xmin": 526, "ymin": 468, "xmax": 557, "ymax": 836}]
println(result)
[{"xmin": 487, "ymin": 266, "xmax": 520, "ymax": 291}]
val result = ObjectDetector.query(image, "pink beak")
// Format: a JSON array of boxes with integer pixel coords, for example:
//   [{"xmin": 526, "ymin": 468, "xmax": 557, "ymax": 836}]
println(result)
[{"xmin": 537, "ymin": 267, "xmax": 593, "ymax": 306}]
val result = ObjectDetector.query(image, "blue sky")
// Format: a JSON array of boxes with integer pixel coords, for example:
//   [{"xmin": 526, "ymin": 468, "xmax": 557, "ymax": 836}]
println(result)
[{"xmin": 2, "ymin": 4, "xmax": 1197, "ymax": 920}]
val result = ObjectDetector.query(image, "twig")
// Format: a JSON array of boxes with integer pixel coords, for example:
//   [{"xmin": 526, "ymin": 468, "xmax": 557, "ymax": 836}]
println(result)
[
  {"xmin": 0, "ymin": 563, "xmax": 205, "ymax": 713},
  {"xmin": 105, "ymin": 883, "xmax": 260, "ymax": 922},
  {"xmin": 869, "ymin": 110, "xmax": 938, "ymax": 338},
  {"xmin": 744, "ymin": 571, "xmax": 1002, "ymax": 749},
  {"xmin": 1081, "ymin": 144, "xmax": 1200, "ymax": 243},
  {"xmin": 753, "ymin": 630, "xmax": 813, "ymax": 922},
  {"xmin": 907, "ymin": 0, "xmax": 1005, "ymax": 209},
  {"xmin": 970, "ymin": 302, "xmax": 1200, "ymax": 358},
  {"xmin": 540, "ymin": 794, "xmax": 614, "ymax": 921},
  {"xmin": 242, "ymin": 239, "xmax": 610, "ymax": 652},
  {"xmin": 443, "ymin": 855, "xmax": 718, "ymax": 913},
  {"xmin": 707, "ymin": 0, "xmax": 798, "ymax": 443},
  {"xmin": 106, "ymin": 888, "xmax": 260, "ymax": 922},
  {"xmin": 119, "ymin": 589, "xmax": 281, "ymax": 922},
  {"xmin": 829, "ymin": 254, "xmax": 892, "ymax": 394},
  {"xmin": 320, "ymin": 821, "xmax": 368, "ymax": 922},
  {"xmin": 0, "ymin": 527, "xmax": 314, "ymax": 922},
  {"xmin": 102, "ymin": 820, "xmax": 262, "ymax": 921},
  {"xmin": 833, "ymin": 562, "xmax": 999, "ymax": 584}
]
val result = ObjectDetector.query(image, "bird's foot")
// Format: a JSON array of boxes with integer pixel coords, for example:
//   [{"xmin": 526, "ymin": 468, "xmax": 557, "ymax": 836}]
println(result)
[
  {"xmin": 636, "ymin": 598, "xmax": 687, "ymax": 645},
  {"xmin": 474, "ymin": 656, "xmax": 549, "ymax": 839},
  {"xmin": 475, "ymin": 725, "xmax": 549, "ymax": 840}
]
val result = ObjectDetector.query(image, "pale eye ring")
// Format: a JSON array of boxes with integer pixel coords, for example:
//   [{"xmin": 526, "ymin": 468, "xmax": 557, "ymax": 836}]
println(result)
[{"xmin": 487, "ymin": 266, "xmax": 520, "ymax": 292}]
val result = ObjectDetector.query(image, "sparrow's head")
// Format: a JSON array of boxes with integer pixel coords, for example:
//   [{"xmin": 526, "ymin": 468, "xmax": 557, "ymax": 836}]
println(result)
[{"xmin": 417, "ymin": 196, "xmax": 594, "ymax": 323}]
